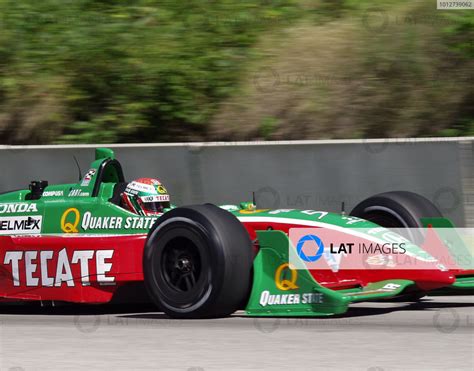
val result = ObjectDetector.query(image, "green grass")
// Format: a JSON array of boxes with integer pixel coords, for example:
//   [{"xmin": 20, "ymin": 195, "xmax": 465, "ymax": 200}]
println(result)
[{"xmin": 0, "ymin": 0, "xmax": 471, "ymax": 144}]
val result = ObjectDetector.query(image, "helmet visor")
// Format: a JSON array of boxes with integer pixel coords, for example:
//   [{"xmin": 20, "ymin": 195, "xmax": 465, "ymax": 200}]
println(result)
[{"xmin": 142, "ymin": 201, "xmax": 170, "ymax": 214}]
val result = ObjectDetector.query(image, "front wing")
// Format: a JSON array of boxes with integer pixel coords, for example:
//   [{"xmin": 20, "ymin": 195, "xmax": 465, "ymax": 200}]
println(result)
[{"xmin": 245, "ymin": 231, "xmax": 455, "ymax": 317}]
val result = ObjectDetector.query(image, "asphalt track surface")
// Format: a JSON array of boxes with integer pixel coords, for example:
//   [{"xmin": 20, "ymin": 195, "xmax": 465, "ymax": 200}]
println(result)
[{"xmin": 0, "ymin": 296, "xmax": 472, "ymax": 371}]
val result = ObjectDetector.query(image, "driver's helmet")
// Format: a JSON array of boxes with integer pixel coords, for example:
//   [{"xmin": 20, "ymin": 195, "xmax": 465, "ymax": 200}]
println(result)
[{"xmin": 121, "ymin": 178, "xmax": 170, "ymax": 216}]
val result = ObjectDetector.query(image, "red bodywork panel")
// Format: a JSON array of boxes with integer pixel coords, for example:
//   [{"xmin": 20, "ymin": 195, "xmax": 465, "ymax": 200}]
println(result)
[
  {"xmin": 0, "ymin": 218, "xmax": 459, "ymax": 304},
  {"xmin": 0, "ymin": 235, "xmax": 146, "ymax": 303},
  {"xmin": 240, "ymin": 221, "xmax": 456, "ymax": 291}
]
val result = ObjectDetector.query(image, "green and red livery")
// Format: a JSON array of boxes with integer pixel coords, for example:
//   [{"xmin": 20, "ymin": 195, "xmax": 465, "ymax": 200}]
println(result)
[{"xmin": 0, "ymin": 148, "xmax": 471, "ymax": 318}]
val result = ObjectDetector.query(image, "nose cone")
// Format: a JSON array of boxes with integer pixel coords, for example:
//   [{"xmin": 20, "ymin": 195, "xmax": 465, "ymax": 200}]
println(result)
[
  {"xmin": 350, "ymin": 269, "xmax": 457, "ymax": 292},
  {"xmin": 413, "ymin": 270, "xmax": 456, "ymax": 291}
]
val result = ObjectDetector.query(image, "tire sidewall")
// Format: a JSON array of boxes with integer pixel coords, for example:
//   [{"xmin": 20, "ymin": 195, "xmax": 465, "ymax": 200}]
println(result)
[
  {"xmin": 143, "ymin": 205, "xmax": 252, "ymax": 318},
  {"xmin": 350, "ymin": 191, "xmax": 444, "ymax": 244},
  {"xmin": 352, "ymin": 191, "xmax": 443, "ymax": 226}
]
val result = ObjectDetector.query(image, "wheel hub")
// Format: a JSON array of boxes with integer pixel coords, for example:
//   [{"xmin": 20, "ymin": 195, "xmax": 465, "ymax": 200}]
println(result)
[
  {"xmin": 176, "ymin": 257, "xmax": 192, "ymax": 273},
  {"xmin": 161, "ymin": 237, "xmax": 202, "ymax": 292}
]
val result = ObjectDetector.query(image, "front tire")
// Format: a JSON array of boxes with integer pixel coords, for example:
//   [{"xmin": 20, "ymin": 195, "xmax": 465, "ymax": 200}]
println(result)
[{"xmin": 143, "ymin": 204, "xmax": 253, "ymax": 318}]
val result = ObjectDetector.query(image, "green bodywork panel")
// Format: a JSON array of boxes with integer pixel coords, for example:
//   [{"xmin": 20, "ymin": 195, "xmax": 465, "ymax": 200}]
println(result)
[
  {"xmin": 450, "ymin": 275, "xmax": 474, "ymax": 289},
  {"xmin": 429, "ymin": 274, "xmax": 474, "ymax": 295},
  {"xmin": 245, "ymin": 231, "xmax": 415, "ymax": 317},
  {"xmin": 0, "ymin": 148, "xmax": 161, "ymax": 235},
  {"xmin": 421, "ymin": 218, "xmax": 474, "ymax": 292}
]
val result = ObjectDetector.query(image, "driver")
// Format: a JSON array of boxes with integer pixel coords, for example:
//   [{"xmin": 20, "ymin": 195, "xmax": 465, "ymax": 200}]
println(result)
[{"xmin": 121, "ymin": 178, "xmax": 171, "ymax": 216}]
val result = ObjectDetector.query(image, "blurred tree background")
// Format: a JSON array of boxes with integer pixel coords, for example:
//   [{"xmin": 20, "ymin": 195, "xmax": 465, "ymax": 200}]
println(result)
[{"xmin": 0, "ymin": 0, "xmax": 472, "ymax": 144}]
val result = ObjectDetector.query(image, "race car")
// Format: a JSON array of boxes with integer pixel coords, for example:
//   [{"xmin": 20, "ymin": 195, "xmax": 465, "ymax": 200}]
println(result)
[{"xmin": 0, "ymin": 148, "xmax": 472, "ymax": 318}]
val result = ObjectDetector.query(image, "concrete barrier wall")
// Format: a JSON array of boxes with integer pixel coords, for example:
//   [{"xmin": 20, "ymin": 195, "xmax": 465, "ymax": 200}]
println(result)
[{"xmin": 1, "ymin": 138, "xmax": 472, "ymax": 226}]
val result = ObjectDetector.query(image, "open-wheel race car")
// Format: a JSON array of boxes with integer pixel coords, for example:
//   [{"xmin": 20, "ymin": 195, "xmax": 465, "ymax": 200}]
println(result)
[{"xmin": 0, "ymin": 148, "xmax": 472, "ymax": 318}]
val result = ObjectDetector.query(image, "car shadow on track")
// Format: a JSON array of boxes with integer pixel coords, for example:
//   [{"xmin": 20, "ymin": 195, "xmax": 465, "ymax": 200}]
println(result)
[
  {"xmin": 117, "ymin": 297, "xmax": 474, "ymax": 321},
  {"xmin": 0, "ymin": 297, "xmax": 472, "ymax": 320},
  {"xmin": 0, "ymin": 303, "xmax": 159, "ymax": 316},
  {"xmin": 329, "ymin": 299, "xmax": 474, "ymax": 319}
]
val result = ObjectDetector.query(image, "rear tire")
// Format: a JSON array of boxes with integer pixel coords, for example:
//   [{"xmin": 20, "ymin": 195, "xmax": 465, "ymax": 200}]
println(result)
[
  {"xmin": 143, "ymin": 204, "xmax": 253, "ymax": 318},
  {"xmin": 351, "ymin": 191, "xmax": 445, "ymax": 301},
  {"xmin": 350, "ymin": 191, "xmax": 443, "ymax": 244}
]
